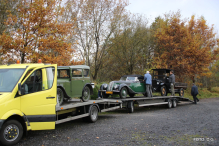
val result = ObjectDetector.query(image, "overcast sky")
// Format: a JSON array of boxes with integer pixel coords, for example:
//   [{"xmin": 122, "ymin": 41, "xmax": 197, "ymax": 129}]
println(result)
[{"xmin": 126, "ymin": 0, "xmax": 219, "ymax": 34}]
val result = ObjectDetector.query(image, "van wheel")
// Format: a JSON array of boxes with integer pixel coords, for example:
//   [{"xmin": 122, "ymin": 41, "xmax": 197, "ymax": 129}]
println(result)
[
  {"xmin": 57, "ymin": 88, "xmax": 64, "ymax": 105},
  {"xmin": 87, "ymin": 105, "xmax": 98, "ymax": 123},
  {"xmin": 0, "ymin": 120, "xmax": 23, "ymax": 146},
  {"xmin": 81, "ymin": 86, "xmax": 90, "ymax": 102}
]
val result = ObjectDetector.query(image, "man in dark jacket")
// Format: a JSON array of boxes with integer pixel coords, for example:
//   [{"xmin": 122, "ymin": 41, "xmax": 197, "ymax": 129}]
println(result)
[
  {"xmin": 191, "ymin": 83, "xmax": 199, "ymax": 104},
  {"xmin": 169, "ymin": 70, "xmax": 175, "ymax": 96}
]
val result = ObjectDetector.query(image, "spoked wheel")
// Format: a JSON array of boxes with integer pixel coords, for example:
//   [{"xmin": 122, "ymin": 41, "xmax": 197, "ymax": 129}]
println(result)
[
  {"xmin": 179, "ymin": 88, "xmax": 184, "ymax": 97},
  {"xmin": 57, "ymin": 88, "xmax": 64, "ymax": 105},
  {"xmin": 172, "ymin": 99, "xmax": 177, "ymax": 108},
  {"xmin": 87, "ymin": 105, "xmax": 99, "ymax": 123},
  {"xmin": 81, "ymin": 86, "xmax": 90, "ymax": 102},
  {"xmin": 168, "ymin": 99, "xmax": 172, "ymax": 108},
  {"xmin": 120, "ymin": 87, "xmax": 127, "ymax": 99},
  {"xmin": 0, "ymin": 120, "xmax": 23, "ymax": 146},
  {"xmin": 161, "ymin": 86, "xmax": 166, "ymax": 96}
]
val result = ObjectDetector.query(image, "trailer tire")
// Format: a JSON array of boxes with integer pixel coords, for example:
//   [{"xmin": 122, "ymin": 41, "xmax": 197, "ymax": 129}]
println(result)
[
  {"xmin": 127, "ymin": 101, "xmax": 134, "ymax": 113},
  {"xmin": 161, "ymin": 86, "xmax": 167, "ymax": 96},
  {"xmin": 172, "ymin": 99, "xmax": 177, "ymax": 108},
  {"xmin": 87, "ymin": 105, "xmax": 98, "ymax": 123},
  {"xmin": 179, "ymin": 88, "xmax": 184, "ymax": 97},
  {"xmin": 0, "ymin": 120, "xmax": 23, "ymax": 146},
  {"xmin": 57, "ymin": 88, "xmax": 64, "ymax": 105},
  {"xmin": 167, "ymin": 99, "xmax": 172, "ymax": 108}
]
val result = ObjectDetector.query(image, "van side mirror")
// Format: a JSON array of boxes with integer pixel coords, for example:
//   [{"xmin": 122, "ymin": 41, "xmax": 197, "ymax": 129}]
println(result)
[{"xmin": 18, "ymin": 83, "xmax": 25, "ymax": 95}]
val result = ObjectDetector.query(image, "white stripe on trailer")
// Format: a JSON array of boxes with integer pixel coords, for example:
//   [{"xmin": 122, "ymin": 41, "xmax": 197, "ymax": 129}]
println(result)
[
  {"xmin": 56, "ymin": 113, "xmax": 89, "ymax": 124},
  {"xmin": 138, "ymin": 102, "xmax": 168, "ymax": 107},
  {"xmin": 101, "ymin": 106, "xmax": 120, "ymax": 112}
]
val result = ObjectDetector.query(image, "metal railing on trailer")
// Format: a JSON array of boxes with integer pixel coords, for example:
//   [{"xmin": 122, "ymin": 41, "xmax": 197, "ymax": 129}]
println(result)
[
  {"xmin": 105, "ymin": 96, "xmax": 193, "ymax": 113},
  {"xmin": 55, "ymin": 99, "xmax": 122, "ymax": 124}
]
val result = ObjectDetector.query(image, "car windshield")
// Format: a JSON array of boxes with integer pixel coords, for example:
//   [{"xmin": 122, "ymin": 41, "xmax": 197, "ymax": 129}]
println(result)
[
  {"xmin": 0, "ymin": 69, "xmax": 25, "ymax": 92},
  {"xmin": 120, "ymin": 76, "xmax": 136, "ymax": 81}
]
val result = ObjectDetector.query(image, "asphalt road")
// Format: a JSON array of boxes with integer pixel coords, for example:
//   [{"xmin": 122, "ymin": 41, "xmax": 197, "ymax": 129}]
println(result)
[{"xmin": 16, "ymin": 98, "xmax": 219, "ymax": 146}]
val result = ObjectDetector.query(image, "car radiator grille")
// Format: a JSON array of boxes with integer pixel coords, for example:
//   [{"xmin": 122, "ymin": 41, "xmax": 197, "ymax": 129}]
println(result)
[{"xmin": 107, "ymin": 82, "xmax": 114, "ymax": 91}]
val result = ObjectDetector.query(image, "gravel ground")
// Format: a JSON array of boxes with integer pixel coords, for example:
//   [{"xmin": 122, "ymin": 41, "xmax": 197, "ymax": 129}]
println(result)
[{"xmin": 15, "ymin": 98, "xmax": 219, "ymax": 146}]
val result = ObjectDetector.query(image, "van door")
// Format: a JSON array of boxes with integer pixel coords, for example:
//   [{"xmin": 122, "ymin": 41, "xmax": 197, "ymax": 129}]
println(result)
[{"xmin": 20, "ymin": 65, "xmax": 57, "ymax": 130}]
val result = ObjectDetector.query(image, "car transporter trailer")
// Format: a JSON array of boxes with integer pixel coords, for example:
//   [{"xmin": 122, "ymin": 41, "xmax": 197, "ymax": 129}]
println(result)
[{"xmin": 105, "ymin": 95, "xmax": 193, "ymax": 113}]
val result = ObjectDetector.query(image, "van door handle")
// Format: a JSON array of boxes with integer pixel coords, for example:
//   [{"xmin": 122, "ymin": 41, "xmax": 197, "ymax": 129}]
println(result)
[{"xmin": 46, "ymin": 97, "xmax": 55, "ymax": 99}]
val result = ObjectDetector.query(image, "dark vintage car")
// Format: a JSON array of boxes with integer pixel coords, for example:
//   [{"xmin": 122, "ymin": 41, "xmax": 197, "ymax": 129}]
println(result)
[
  {"xmin": 152, "ymin": 69, "xmax": 187, "ymax": 97},
  {"xmin": 100, "ymin": 75, "xmax": 146, "ymax": 98}
]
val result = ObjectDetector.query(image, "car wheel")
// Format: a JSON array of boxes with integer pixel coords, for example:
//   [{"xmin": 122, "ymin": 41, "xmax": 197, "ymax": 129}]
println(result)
[
  {"xmin": 161, "ymin": 86, "xmax": 166, "ymax": 96},
  {"xmin": 0, "ymin": 120, "xmax": 23, "ymax": 146},
  {"xmin": 87, "ymin": 105, "xmax": 98, "ymax": 123},
  {"xmin": 179, "ymin": 88, "xmax": 184, "ymax": 97},
  {"xmin": 129, "ymin": 93, "xmax": 135, "ymax": 98},
  {"xmin": 167, "ymin": 99, "xmax": 172, "ymax": 108},
  {"xmin": 120, "ymin": 87, "xmax": 127, "ymax": 99},
  {"xmin": 172, "ymin": 99, "xmax": 177, "ymax": 108},
  {"xmin": 102, "ymin": 92, "xmax": 109, "ymax": 98},
  {"xmin": 57, "ymin": 88, "xmax": 64, "ymax": 105},
  {"xmin": 81, "ymin": 86, "xmax": 90, "ymax": 102}
]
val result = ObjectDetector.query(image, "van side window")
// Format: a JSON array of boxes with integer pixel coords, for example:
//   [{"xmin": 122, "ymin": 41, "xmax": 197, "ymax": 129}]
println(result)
[
  {"xmin": 84, "ymin": 69, "xmax": 90, "ymax": 77},
  {"xmin": 72, "ymin": 69, "xmax": 82, "ymax": 77},
  {"xmin": 24, "ymin": 69, "xmax": 42, "ymax": 94}
]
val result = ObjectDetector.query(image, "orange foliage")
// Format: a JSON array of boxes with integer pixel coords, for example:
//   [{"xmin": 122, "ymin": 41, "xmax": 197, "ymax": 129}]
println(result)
[
  {"xmin": 153, "ymin": 12, "xmax": 219, "ymax": 82},
  {"xmin": 0, "ymin": 0, "xmax": 80, "ymax": 66}
]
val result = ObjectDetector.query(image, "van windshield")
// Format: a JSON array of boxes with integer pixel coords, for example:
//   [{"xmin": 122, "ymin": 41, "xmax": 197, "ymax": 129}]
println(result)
[{"xmin": 0, "ymin": 69, "xmax": 25, "ymax": 92}]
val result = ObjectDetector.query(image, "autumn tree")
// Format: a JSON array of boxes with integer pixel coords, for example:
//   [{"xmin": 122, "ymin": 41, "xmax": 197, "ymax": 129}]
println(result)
[
  {"xmin": 153, "ymin": 11, "xmax": 219, "ymax": 82},
  {"xmin": 64, "ymin": 0, "xmax": 129, "ymax": 80},
  {"xmin": 0, "ymin": 0, "xmax": 76, "ymax": 65},
  {"xmin": 97, "ymin": 14, "xmax": 151, "ymax": 81}
]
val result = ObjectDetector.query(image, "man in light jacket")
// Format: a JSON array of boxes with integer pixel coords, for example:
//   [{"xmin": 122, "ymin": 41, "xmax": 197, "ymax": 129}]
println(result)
[{"xmin": 144, "ymin": 71, "xmax": 152, "ymax": 97}]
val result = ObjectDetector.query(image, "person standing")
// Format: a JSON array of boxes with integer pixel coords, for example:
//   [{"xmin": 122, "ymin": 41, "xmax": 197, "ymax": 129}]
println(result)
[
  {"xmin": 191, "ymin": 83, "xmax": 199, "ymax": 104},
  {"xmin": 144, "ymin": 71, "xmax": 152, "ymax": 97},
  {"xmin": 169, "ymin": 70, "xmax": 175, "ymax": 96}
]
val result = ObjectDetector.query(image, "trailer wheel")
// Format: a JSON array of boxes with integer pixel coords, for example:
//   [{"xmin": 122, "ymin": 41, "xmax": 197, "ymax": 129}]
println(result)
[
  {"xmin": 120, "ymin": 87, "xmax": 127, "ymax": 99},
  {"xmin": 172, "ymin": 99, "xmax": 177, "ymax": 108},
  {"xmin": 57, "ymin": 88, "xmax": 64, "ymax": 105},
  {"xmin": 167, "ymin": 99, "xmax": 172, "ymax": 108},
  {"xmin": 81, "ymin": 86, "xmax": 90, "ymax": 102},
  {"xmin": 87, "ymin": 105, "xmax": 98, "ymax": 123},
  {"xmin": 127, "ymin": 101, "xmax": 134, "ymax": 113},
  {"xmin": 179, "ymin": 88, "xmax": 184, "ymax": 97},
  {"xmin": 0, "ymin": 120, "xmax": 23, "ymax": 146},
  {"xmin": 161, "ymin": 86, "xmax": 166, "ymax": 96}
]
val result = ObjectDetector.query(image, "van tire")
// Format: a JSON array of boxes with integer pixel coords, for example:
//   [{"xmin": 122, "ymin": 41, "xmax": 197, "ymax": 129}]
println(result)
[{"xmin": 0, "ymin": 120, "xmax": 23, "ymax": 146}]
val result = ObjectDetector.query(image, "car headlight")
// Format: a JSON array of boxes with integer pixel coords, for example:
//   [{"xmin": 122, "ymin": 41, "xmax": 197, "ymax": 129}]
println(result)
[
  {"xmin": 103, "ymin": 84, "xmax": 108, "ymax": 90},
  {"xmin": 113, "ymin": 84, "xmax": 118, "ymax": 90},
  {"xmin": 157, "ymin": 82, "xmax": 159, "ymax": 85}
]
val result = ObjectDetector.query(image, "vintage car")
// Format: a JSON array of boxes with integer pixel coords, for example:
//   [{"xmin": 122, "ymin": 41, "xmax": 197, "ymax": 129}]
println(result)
[
  {"xmin": 100, "ymin": 74, "xmax": 146, "ymax": 98},
  {"xmin": 56, "ymin": 65, "xmax": 94, "ymax": 105},
  {"xmin": 152, "ymin": 69, "xmax": 187, "ymax": 97}
]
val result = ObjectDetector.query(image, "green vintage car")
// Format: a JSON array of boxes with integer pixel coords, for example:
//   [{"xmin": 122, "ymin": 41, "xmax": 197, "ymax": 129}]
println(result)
[
  {"xmin": 100, "ymin": 75, "xmax": 147, "ymax": 98},
  {"xmin": 57, "ymin": 65, "xmax": 94, "ymax": 105}
]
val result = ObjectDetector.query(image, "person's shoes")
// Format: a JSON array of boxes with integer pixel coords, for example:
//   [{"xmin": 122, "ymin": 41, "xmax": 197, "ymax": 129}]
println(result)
[
  {"xmin": 96, "ymin": 97, "xmax": 102, "ymax": 100},
  {"xmin": 193, "ymin": 102, "xmax": 197, "ymax": 104}
]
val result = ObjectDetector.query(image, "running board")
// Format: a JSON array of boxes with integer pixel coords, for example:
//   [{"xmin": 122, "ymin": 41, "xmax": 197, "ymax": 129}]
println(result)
[
  {"xmin": 56, "ymin": 113, "xmax": 89, "ymax": 124},
  {"xmin": 101, "ymin": 106, "xmax": 120, "ymax": 112},
  {"xmin": 139, "ymin": 102, "xmax": 168, "ymax": 107}
]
